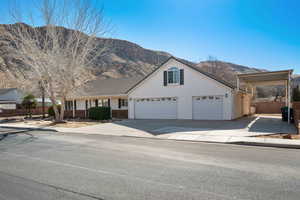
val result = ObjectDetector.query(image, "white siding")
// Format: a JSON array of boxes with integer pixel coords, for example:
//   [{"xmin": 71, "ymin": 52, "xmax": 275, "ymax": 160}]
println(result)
[
  {"xmin": 0, "ymin": 103, "xmax": 16, "ymax": 110},
  {"xmin": 128, "ymin": 58, "xmax": 233, "ymax": 120}
]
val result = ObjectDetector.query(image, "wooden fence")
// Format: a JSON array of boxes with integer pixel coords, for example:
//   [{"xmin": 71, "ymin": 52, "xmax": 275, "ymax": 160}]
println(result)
[{"xmin": 0, "ymin": 107, "xmax": 49, "ymax": 117}]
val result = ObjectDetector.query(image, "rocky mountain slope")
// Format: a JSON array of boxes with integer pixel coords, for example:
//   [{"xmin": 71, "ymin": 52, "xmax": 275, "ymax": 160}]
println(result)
[
  {"xmin": 0, "ymin": 23, "xmax": 265, "ymax": 85},
  {"xmin": 0, "ymin": 23, "xmax": 296, "ymax": 93}
]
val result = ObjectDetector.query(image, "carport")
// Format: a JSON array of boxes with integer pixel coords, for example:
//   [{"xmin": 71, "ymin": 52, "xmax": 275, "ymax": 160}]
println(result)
[{"xmin": 237, "ymin": 70, "xmax": 293, "ymax": 123}]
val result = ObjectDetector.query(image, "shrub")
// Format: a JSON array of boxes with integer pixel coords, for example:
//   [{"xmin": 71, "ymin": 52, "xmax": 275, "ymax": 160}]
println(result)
[
  {"xmin": 48, "ymin": 105, "xmax": 61, "ymax": 116},
  {"xmin": 88, "ymin": 107, "xmax": 111, "ymax": 120},
  {"xmin": 293, "ymin": 86, "xmax": 300, "ymax": 102},
  {"xmin": 22, "ymin": 94, "xmax": 37, "ymax": 109},
  {"xmin": 22, "ymin": 94, "xmax": 37, "ymax": 118}
]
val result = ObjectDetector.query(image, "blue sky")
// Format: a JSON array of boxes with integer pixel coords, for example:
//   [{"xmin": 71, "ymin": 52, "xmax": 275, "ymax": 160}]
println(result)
[{"xmin": 1, "ymin": 0, "xmax": 299, "ymax": 73}]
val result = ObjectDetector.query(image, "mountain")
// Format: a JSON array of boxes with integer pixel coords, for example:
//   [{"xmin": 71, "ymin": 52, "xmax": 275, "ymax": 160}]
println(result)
[{"xmin": 0, "ymin": 23, "xmax": 293, "ymax": 92}]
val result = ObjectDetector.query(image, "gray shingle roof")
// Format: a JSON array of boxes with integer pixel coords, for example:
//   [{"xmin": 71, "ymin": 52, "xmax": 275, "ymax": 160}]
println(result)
[
  {"xmin": 74, "ymin": 77, "xmax": 143, "ymax": 97},
  {"xmin": 0, "ymin": 88, "xmax": 17, "ymax": 96}
]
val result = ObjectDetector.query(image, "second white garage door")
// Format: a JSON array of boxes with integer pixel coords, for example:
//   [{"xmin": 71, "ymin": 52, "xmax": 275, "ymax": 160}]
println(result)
[
  {"xmin": 134, "ymin": 97, "xmax": 177, "ymax": 119},
  {"xmin": 193, "ymin": 96, "xmax": 224, "ymax": 120}
]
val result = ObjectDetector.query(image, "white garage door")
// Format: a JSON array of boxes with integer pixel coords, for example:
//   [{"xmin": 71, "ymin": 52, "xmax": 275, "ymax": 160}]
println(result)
[
  {"xmin": 193, "ymin": 96, "xmax": 224, "ymax": 120},
  {"xmin": 134, "ymin": 97, "xmax": 177, "ymax": 119}
]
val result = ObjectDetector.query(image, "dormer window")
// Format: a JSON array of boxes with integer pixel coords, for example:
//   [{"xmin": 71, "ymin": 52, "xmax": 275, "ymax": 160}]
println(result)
[
  {"xmin": 163, "ymin": 67, "xmax": 184, "ymax": 86},
  {"xmin": 168, "ymin": 67, "xmax": 180, "ymax": 84}
]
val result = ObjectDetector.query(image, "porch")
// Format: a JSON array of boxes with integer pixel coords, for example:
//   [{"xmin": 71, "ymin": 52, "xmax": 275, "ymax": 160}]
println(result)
[{"xmin": 64, "ymin": 95, "xmax": 128, "ymax": 119}]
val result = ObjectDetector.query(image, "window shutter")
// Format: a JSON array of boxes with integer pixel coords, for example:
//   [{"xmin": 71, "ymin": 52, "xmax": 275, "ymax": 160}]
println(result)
[
  {"xmin": 118, "ymin": 99, "xmax": 121, "ymax": 108},
  {"xmin": 85, "ymin": 100, "xmax": 88, "ymax": 110},
  {"xmin": 108, "ymin": 99, "xmax": 111, "ymax": 107},
  {"xmin": 180, "ymin": 69, "xmax": 184, "ymax": 85},
  {"xmin": 163, "ymin": 71, "xmax": 167, "ymax": 86},
  {"xmin": 74, "ymin": 100, "xmax": 77, "ymax": 110},
  {"xmin": 95, "ymin": 99, "xmax": 98, "ymax": 107}
]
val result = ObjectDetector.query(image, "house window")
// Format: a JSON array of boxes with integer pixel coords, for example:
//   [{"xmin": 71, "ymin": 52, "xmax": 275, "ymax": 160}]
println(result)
[
  {"xmin": 65, "ymin": 101, "xmax": 73, "ymax": 110},
  {"xmin": 120, "ymin": 99, "xmax": 128, "ymax": 107},
  {"xmin": 167, "ymin": 67, "xmax": 179, "ymax": 84},
  {"xmin": 102, "ymin": 99, "xmax": 109, "ymax": 107}
]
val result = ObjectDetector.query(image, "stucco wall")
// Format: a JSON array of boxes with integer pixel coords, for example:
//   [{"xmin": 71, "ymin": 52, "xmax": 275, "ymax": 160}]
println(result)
[
  {"xmin": 232, "ymin": 92, "xmax": 243, "ymax": 119},
  {"xmin": 231, "ymin": 92, "xmax": 252, "ymax": 119},
  {"xmin": 243, "ymin": 94, "xmax": 251, "ymax": 115},
  {"xmin": 128, "ymin": 59, "xmax": 233, "ymax": 120}
]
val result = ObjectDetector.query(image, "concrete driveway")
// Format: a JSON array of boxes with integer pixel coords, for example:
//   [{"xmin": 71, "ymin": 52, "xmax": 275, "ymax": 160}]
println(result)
[
  {"xmin": 0, "ymin": 115, "xmax": 297, "ymax": 140},
  {"xmin": 61, "ymin": 114, "xmax": 297, "ymax": 139},
  {"xmin": 113, "ymin": 115, "xmax": 297, "ymax": 137}
]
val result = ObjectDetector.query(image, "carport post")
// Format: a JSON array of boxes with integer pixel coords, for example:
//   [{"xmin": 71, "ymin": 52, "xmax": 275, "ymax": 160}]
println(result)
[
  {"xmin": 285, "ymin": 80, "xmax": 288, "ymax": 106},
  {"xmin": 288, "ymin": 73, "xmax": 291, "ymax": 124}
]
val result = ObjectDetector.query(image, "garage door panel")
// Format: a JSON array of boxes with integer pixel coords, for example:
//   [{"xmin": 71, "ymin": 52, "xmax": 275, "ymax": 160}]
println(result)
[
  {"xmin": 134, "ymin": 97, "xmax": 177, "ymax": 119},
  {"xmin": 193, "ymin": 96, "xmax": 224, "ymax": 120}
]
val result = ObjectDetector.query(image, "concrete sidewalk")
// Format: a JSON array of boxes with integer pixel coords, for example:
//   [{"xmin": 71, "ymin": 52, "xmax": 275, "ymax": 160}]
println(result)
[{"xmin": 1, "ymin": 121, "xmax": 300, "ymax": 149}]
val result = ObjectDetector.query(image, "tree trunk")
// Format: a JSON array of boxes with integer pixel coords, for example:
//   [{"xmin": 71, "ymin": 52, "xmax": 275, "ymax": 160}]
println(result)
[
  {"xmin": 59, "ymin": 98, "xmax": 65, "ymax": 122},
  {"xmin": 52, "ymin": 104, "xmax": 60, "ymax": 122}
]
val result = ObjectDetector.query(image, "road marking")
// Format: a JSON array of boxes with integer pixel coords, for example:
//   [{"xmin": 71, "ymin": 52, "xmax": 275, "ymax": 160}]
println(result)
[{"xmin": 247, "ymin": 116, "xmax": 260, "ymax": 129}]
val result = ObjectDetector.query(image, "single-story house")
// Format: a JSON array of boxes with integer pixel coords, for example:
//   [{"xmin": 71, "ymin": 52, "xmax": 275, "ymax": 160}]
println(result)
[
  {"xmin": 66, "ymin": 57, "xmax": 252, "ymax": 120},
  {"xmin": 0, "ymin": 88, "xmax": 24, "ymax": 110},
  {"xmin": 65, "ymin": 77, "xmax": 142, "ymax": 118}
]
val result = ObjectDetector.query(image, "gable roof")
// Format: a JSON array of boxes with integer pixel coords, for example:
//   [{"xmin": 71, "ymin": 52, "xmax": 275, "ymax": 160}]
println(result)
[
  {"xmin": 0, "ymin": 88, "xmax": 22, "ymax": 102},
  {"xmin": 126, "ymin": 56, "xmax": 235, "ymax": 93},
  {"xmin": 72, "ymin": 77, "xmax": 143, "ymax": 98}
]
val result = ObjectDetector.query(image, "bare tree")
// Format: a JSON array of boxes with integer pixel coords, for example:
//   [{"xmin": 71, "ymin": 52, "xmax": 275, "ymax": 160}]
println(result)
[
  {"xmin": 207, "ymin": 55, "xmax": 218, "ymax": 74},
  {"xmin": 1, "ymin": 0, "xmax": 111, "ymax": 122}
]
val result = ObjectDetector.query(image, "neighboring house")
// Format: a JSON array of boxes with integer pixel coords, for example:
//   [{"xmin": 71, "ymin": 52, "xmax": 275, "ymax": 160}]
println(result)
[
  {"xmin": 0, "ymin": 88, "xmax": 24, "ymax": 110},
  {"xmin": 67, "ymin": 57, "xmax": 251, "ymax": 120}
]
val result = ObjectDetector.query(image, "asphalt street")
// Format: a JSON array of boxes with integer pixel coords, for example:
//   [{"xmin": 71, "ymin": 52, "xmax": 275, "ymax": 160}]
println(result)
[{"xmin": 0, "ymin": 128, "xmax": 300, "ymax": 200}]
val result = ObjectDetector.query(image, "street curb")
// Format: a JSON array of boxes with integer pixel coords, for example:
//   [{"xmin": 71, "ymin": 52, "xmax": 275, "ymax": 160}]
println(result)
[
  {"xmin": 119, "ymin": 135, "xmax": 300, "ymax": 149},
  {"xmin": 230, "ymin": 141, "xmax": 300, "ymax": 149},
  {"xmin": 0, "ymin": 129, "xmax": 32, "ymax": 140},
  {"xmin": 1, "ymin": 125, "xmax": 300, "ymax": 149},
  {"xmin": 0, "ymin": 126, "xmax": 57, "ymax": 132}
]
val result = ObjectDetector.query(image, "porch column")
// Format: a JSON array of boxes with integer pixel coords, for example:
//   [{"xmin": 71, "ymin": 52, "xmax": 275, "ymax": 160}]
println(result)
[
  {"xmin": 109, "ymin": 97, "xmax": 112, "ymax": 119},
  {"xmin": 72, "ymin": 99, "xmax": 75, "ymax": 118}
]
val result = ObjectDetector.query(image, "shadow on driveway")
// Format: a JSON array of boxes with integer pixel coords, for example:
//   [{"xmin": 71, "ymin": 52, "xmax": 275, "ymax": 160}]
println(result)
[{"xmin": 111, "ymin": 116, "xmax": 254, "ymax": 136}]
